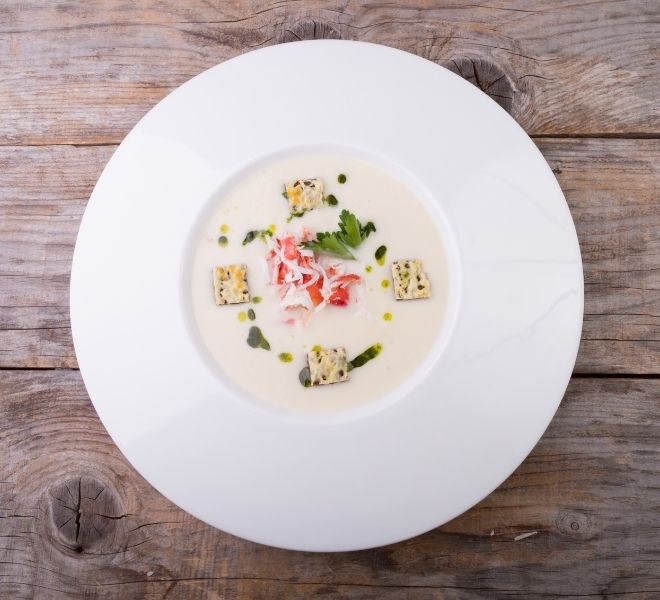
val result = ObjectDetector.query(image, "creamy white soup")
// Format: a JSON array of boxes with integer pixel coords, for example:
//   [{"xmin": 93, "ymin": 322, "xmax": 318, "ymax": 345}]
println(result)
[{"xmin": 191, "ymin": 153, "xmax": 449, "ymax": 413}]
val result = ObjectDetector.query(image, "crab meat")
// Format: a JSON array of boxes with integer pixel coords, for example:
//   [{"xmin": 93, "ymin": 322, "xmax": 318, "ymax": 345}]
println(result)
[{"xmin": 265, "ymin": 230, "xmax": 362, "ymax": 322}]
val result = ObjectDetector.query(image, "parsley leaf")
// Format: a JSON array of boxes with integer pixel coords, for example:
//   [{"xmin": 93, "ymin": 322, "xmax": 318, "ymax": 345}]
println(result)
[
  {"xmin": 304, "ymin": 232, "xmax": 355, "ymax": 259},
  {"xmin": 337, "ymin": 209, "xmax": 361, "ymax": 248},
  {"xmin": 303, "ymin": 210, "xmax": 376, "ymax": 259},
  {"xmin": 337, "ymin": 209, "xmax": 376, "ymax": 248}
]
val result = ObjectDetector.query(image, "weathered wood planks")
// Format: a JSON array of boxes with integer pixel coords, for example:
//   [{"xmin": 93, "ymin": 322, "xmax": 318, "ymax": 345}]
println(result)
[
  {"xmin": 1, "ymin": 139, "xmax": 657, "ymax": 373},
  {"xmin": 1, "ymin": 2, "xmax": 659, "ymax": 598},
  {"xmin": 0, "ymin": 0, "xmax": 658, "ymax": 145},
  {"xmin": 1, "ymin": 371, "xmax": 658, "ymax": 599}
]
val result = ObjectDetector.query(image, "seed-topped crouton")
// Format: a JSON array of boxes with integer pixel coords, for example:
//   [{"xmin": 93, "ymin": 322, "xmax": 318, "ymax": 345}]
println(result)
[
  {"xmin": 213, "ymin": 264, "xmax": 250, "ymax": 305},
  {"xmin": 307, "ymin": 346, "xmax": 349, "ymax": 385},
  {"xmin": 391, "ymin": 259, "xmax": 431, "ymax": 300},
  {"xmin": 284, "ymin": 178, "xmax": 324, "ymax": 215}
]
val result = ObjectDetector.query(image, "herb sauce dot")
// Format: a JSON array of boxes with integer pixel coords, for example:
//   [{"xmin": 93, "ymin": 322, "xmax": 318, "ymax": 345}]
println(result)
[
  {"xmin": 381, "ymin": 279, "xmax": 390, "ymax": 288},
  {"xmin": 219, "ymin": 224, "xmax": 229, "ymax": 233},
  {"xmin": 326, "ymin": 194, "xmax": 338, "ymax": 206},
  {"xmin": 237, "ymin": 311, "xmax": 247, "ymax": 322},
  {"xmin": 298, "ymin": 366, "xmax": 312, "ymax": 387},
  {"xmin": 337, "ymin": 174, "xmax": 347, "ymax": 184},
  {"xmin": 375, "ymin": 245, "xmax": 387, "ymax": 265},
  {"xmin": 217, "ymin": 235, "xmax": 228, "ymax": 247},
  {"xmin": 383, "ymin": 312, "xmax": 393, "ymax": 321},
  {"xmin": 247, "ymin": 308, "xmax": 256, "ymax": 321},
  {"xmin": 278, "ymin": 352, "xmax": 293, "ymax": 363},
  {"xmin": 252, "ymin": 296, "xmax": 262, "ymax": 304},
  {"xmin": 365, "ymin": 265, "xmax": 372, "ymax": 273}
]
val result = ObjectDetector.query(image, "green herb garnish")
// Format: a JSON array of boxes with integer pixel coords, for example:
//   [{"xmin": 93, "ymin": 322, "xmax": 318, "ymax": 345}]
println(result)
[
  {"xmin": 304, "ymin": 232, "xmax": 356, "ymax": 259},
  {"xmin": 348, "ymin": 343, "xmax": 382, "ymax": 371},
  {"xmin": 337, "ymin": 173, "xmax": 347, "ymax": 184},
  {"xmin": 246, "ymin": 326, "xmax": 270, "ymax": 351},
  {"xmin": 326, "ymin": 194, "xmax": 338, "ymax": 206},
  {"xmin": 247, "ymin": 308, "xmax": 256, "ymax": 321},
  {"xmin": 303, "ymin": 209, "xmax": 376, "ymax": 260},
  {"xmin": 282, "ymin": 190, "xmax": 288, "ymax": 199},
  {"xmin": 375, "ymin": 245, "xmax": 387, "ymax": 265},
  {"xmin": 337, "ymin": 209, "xmax": 375, "ymax": 248},
  {"xmin": 242, "ymin": 229, "xmax": 273, "ymax": 246},
  {"xmin": 217, "ymin": 235, "xmax": 228, "ymax": 247},
  {"xmin": 298, "ymin": 366, "xmax": 311, "ymax": 387},
  {"xmin": 252, "ymin": 296, "xmax": 262, "ymax": 304},
  {"xmin": 279, "ymin": 352, "xmax": 293, "ymax": 363}
]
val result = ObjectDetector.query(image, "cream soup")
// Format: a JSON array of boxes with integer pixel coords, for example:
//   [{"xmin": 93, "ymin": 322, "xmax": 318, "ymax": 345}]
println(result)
[{"xmin": 191, "ymin": 153, "xmax": 448, "ymax": 413}]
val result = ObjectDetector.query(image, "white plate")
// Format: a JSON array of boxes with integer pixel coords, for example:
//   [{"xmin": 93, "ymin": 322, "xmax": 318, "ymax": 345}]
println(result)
[{"xmin": 70, "ymin": 41, "xmax": 583, "ymax": 551}]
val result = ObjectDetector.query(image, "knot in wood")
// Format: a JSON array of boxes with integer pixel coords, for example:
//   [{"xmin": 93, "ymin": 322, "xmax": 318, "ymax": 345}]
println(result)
[
  {"xmin": 278, "ymin": 18, "xmax": 342, "ymax": 44},
  {"xmin": 48, "ymin": 475, "xmax": 126, "ymax": 554},
  {"xmin": 446, "ymin": 57, "xmax": 515, "ymax": 114},
  {"xmin": 556, "ymin": 511, "xmax": 593, "ymax": 539}
]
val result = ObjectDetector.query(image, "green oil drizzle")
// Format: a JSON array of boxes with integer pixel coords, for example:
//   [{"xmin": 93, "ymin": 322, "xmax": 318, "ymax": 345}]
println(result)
[
  {"xmin": 242, "ymin": 229, "xmax": 273, "ymax": 246},
  {"xmin": 246, "ymin": 326, "xmax": 270, "ymax": 351},
  {"xmin": 348, "ymin": 343, "xmax": 383, "ymax": 371},
  {"xmin": 286, "ymin": 211, "xmax": 305, "ymax": 223},
  {"xmin": 375, "ymin": 245, "xmax": 387, "ymax": 265}
]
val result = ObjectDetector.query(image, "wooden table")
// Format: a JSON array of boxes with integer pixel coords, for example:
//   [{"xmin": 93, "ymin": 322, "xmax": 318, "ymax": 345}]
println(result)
[{"xmin": 1, "ymin": 2, "xmax": 658, "ymax": 598}]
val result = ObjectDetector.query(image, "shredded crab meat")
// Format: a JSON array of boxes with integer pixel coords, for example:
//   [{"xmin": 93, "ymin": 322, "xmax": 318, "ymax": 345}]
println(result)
[{"xmin": 265, "ymin": 230, "xmax": 362, "ymax": 322}]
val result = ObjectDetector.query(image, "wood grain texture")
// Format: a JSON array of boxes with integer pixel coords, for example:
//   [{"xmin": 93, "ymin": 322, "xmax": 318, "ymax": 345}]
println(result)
[
  {"xmin": 1, "ymin": 139, "xmax": 657, "ymax": 373},
  {"xmin": 1, "ymin": 370, "xmax": 658, "ymax": 599},
  {"xmin": 1, "ymin": 2, "xmax": 659, "ymax": 598},
  {"xmin": 0, "ymin": 0, "xmax": 658, "ymax": 145}
]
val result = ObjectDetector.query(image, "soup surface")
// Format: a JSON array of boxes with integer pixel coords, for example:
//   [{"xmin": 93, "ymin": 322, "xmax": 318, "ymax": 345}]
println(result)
[{"xmin": 191, "ymin": 153, "xmax": 449, "ymax": 413}]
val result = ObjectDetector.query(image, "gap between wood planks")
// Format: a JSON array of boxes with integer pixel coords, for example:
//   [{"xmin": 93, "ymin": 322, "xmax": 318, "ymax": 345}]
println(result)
[
  {"xmin": 0, "ymin": 133, "xmax": 658, "ymax": 148},
  {"xmin": 0, "ymin": 367, "xmax": 658, "ymax": 379}
]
